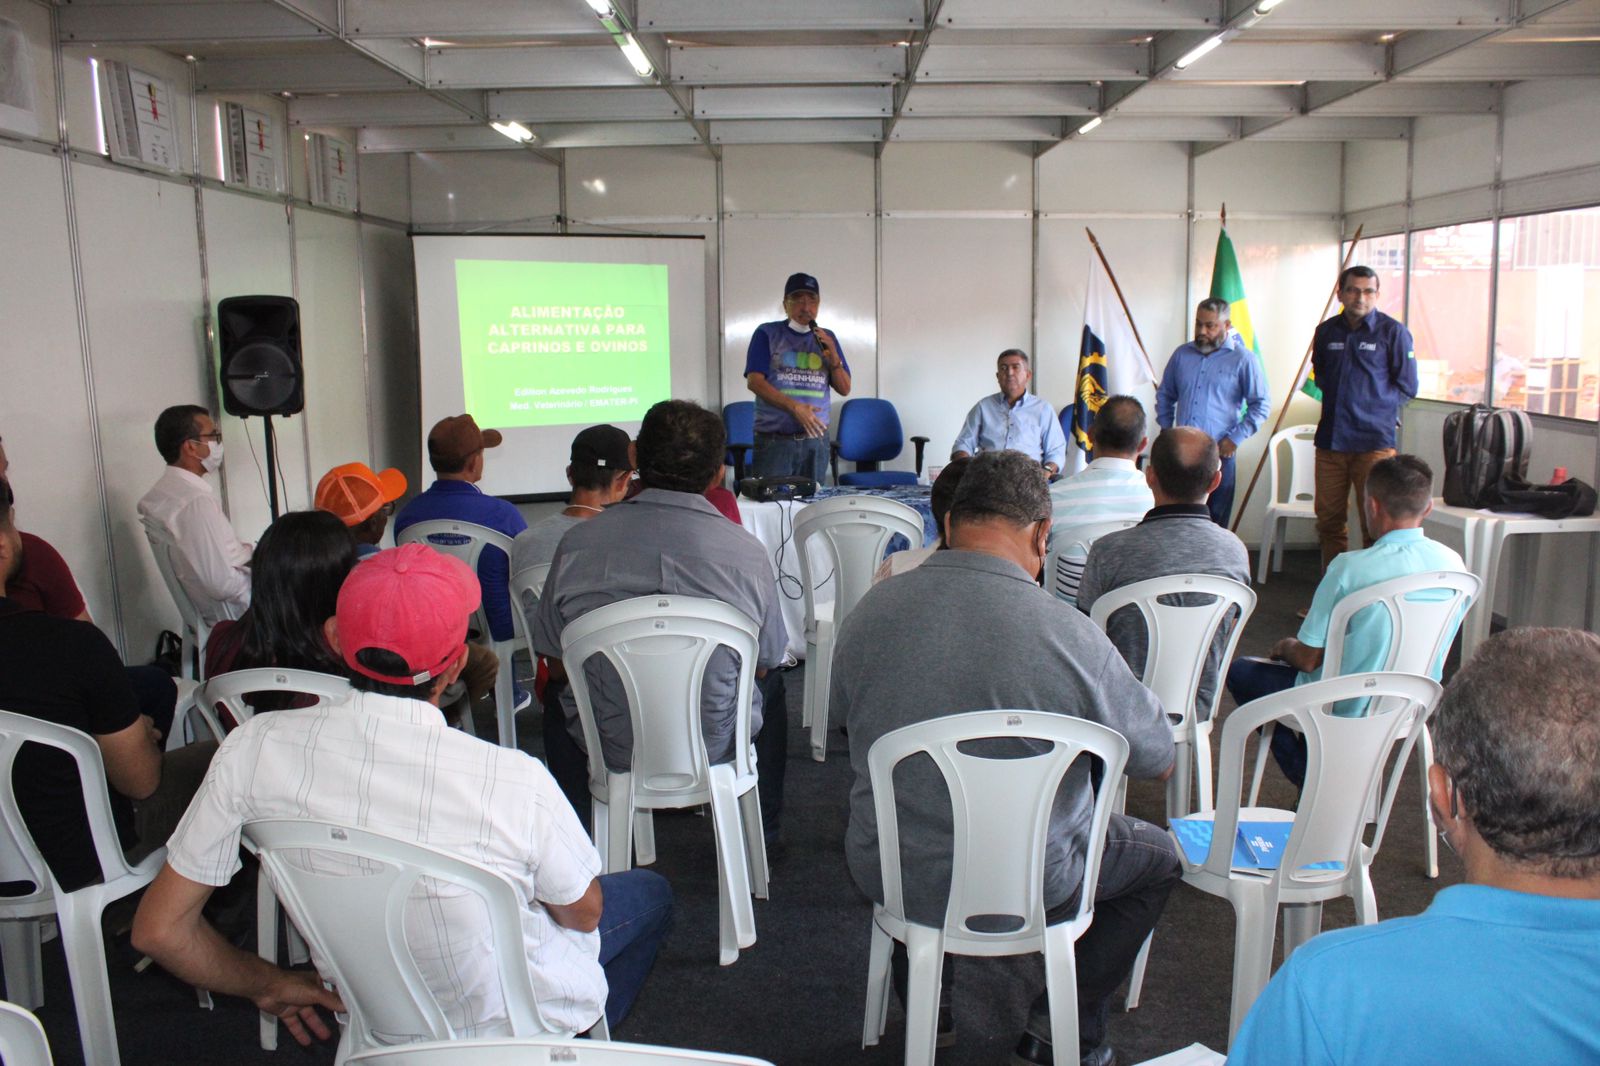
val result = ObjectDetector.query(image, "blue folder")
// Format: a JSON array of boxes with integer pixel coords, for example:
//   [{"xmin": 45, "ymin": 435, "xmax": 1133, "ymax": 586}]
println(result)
[{"xmin": 1170, "ymin": 817, "xmax": 1343, "ymax": 871}]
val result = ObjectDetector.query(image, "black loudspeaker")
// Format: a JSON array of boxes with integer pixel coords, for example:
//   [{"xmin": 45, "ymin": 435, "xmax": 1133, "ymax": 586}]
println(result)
[{"xmin": 217, "ymin": 295, "xmax": 304, "ymax": 416}]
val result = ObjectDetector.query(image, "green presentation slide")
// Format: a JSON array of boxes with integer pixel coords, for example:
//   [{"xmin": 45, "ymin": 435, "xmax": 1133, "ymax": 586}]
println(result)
[{"xmin": 455, "ymin": 258, "xmax": 671, "ymax": 428}]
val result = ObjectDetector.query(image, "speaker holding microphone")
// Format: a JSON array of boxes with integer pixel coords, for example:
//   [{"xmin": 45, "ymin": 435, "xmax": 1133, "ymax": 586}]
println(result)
[{"xmin": 217, "ymin": 295, "xmax": 304, "ymax": 417}]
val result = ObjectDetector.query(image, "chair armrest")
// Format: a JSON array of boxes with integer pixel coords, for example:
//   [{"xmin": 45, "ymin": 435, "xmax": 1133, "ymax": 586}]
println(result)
[
  {"xmin": 729, "ymin": 442, "xmax": 752, "ymax": 484},
  {"xmin": 910, "ymin": 436, "xmax": 929, "ymax": 477},
  {"xmin": 830, "ymin": 440, "xmax": 841, "ymax": 486}
]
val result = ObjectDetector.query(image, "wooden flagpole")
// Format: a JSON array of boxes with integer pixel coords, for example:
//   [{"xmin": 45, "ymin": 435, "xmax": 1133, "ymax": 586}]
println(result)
[
  {"xmin": 1229, "ymin": 223, "xmax": 1364, "ymax": 533},
  {"xmin": 1085, "ymin": 227, "xmax": 1158, "ymax": 383}
]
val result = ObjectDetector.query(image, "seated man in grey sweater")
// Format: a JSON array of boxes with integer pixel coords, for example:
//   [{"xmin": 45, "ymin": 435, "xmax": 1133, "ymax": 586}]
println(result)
[{"xmin": 1077, "ymin": 427, "xmax": 1251, "ymax": 720}]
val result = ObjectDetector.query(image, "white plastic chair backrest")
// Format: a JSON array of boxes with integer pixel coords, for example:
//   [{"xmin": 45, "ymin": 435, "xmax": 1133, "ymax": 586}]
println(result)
[
  {"xmin": 0, "ymin": 710, "xmax": 146, "ymax": 904},
  {"xmin": 346, "ymin": 1037, "xmax": 775, "ymax": 1066},
  {"xmin": 560, "ymin": 596, "xmax": 759, "ymax": 800},
  {"xmin": 143, "ymin": 523, "xmax": 207, "ymax": 637},
  {"xmin": 1321, "ymin": 570, "xmax": 1480, "ymax": 680},
  {"xmin": 1210, "ymin": 673, "xmax": 1441, "ymax": 888},
  {"xmin": 0, "ymin": 1000, "xmax": 53, "ymax": 1066},
  {"xmin": 397, "ymin": 520, "xmax": 519, "ymax": 643},
  {"xmin": 791, "ymin": 495, "xmax": 924, "ymax": 632},
  {"xmin": 510, "ymin": 564, "xmax": 553, "ymax": 648},
  {"xmin": 1045, "ymin": 519, "xmax": 1138, "ymax": 600},
  {"xmin": 1266, "ymin": 425, "xmax": 1318, "ymax": 508},
  {"xmin": 1087, "ymin": 574, "xmax": 1257, "ymax": 724},
  {"xmin": 869, "ymin": 711, "xmax": 1129, "ymax": 942},
  {"xmin": 243, "ymin": 819, "xmax": 555, "ymax": 1047},
  {"xmin": 197, "ymin": 668, "xmax": 353, "ymax": 734}
]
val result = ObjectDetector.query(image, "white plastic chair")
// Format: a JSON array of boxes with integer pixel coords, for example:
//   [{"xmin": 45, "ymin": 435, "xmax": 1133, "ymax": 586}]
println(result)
[
  {"xmin": 195, "ymin": 667, "xmax": 353, "ymax": 1050},
  {"xmin": 561, "ymin": 595, "xmax": 768, "ymax": 966},
  {"xmin": 1177, "ymin": 672, "xmax": 1441, "ymax": 1043},
  {"xmin": 1045, "ymin": 518, "xmax": 1139, "ymax": 604},
  {"xmin": 1246, "ymin": 570, "xmax": 1479, "ymax": 879},
  {"xmin": 792, "ymin": 495, "xmax": 925, "ymax": 763},
  {"xmin": 346, "ymin": 1037, "xmax": 773, "ymax": 1066},
  {"xmin": 1255, "ymin": 425, "xmax": 1318, "ymax": 584},
  {"xmin": 861, "ymin": 711, "xmax": 1130, "ymax": 1066},
  {"xmin": 243, "ymin": 819, "xmax": 588, "ymax": 1065},
  {"xmin": 1089, "ymin": 574, "xmax": 1257, "ymax": 820},
  {"xmin": 142, "ymin": 524, "xmax": 215, "ymax": 682},
  {"xmin": 0, "ymin": 1000, "xmax": 53, "ymax": 1066},
  {"xmin": 398, "ymin": 519, "xmax": 526, "ymax": 749},
  {"xmin": 0, "ymin": 711, "xmax": 168, "ymax": 1066}
]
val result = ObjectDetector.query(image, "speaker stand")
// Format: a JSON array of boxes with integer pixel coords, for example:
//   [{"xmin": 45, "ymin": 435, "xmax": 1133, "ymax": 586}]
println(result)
[{"xmin": 262, "ymin": 414, "xmax": 282, "ymax": 521}]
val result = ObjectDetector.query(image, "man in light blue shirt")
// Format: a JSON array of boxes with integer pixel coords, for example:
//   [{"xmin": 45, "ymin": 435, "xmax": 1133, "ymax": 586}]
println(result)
[
  {"xmin": 1226, "ymin": 454, "xmax": 1464, "ymax": 787},
  {"xmin": 952, "ymin": 349, "xmax": 1068, "ymax": 476},
  {"xmin": 1155, "ymin": 298, "xmax": 1270, "ymax": 526},
  {"xmin": 1047, "ymin": 395, "xmax": 1152, "ymax": 606},
  {"xmin": 1230, "ymin": 627, "xmax": 1600, "ymax": 1066}
]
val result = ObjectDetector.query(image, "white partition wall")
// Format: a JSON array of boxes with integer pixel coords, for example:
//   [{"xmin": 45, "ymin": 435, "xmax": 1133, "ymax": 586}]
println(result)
[{"xmin": 294, "ymin": 210, "xmax": 370, "ymax": 493}]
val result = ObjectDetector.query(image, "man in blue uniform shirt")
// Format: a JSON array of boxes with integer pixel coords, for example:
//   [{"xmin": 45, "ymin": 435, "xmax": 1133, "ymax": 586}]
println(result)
[
  {"xmin": 1230, "ymin": 626, "xmax": 1600, "ymax": 1065},
  {"xmin": 1311, "ymin": 266, "xmax": 1418, "ymax": 569},
  {"xmin": 952, "ymin": 349, "xmax": 1068, "ymax": 476},
  {"xmin": 1155, "ymin": 299, "xmax": 1270, "ymax": 526},
  {"xmin": 744, "ymin": 272, "xmax": 852, "ymax": 484}
]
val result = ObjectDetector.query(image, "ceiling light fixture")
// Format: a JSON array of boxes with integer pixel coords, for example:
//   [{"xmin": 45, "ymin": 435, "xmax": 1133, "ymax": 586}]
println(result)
[
  {"xmin": 583, "ymin": 0, "xmax": 615, "ymax": 16},
  {"xmin": 617, "ymin": 33, "xmax": 654, "ymax": 77},
  {"xmin": 491, "ymin": 120, "xmax": 535, "ymax": 143},
  {"xmin": 1254, "ymin": 0, "xmax": 1288, "ymax": 12},
  {"xmin": 580, "ymin": 0, "xmax": 654, "ymax": 79},
  {"xmin": 1078, "ymin": 116, "xmax": 1103, "ymax": 134},
  {"xmin": 1173, "ymin": 34, "xmax": 1225, "ymax": 70}
]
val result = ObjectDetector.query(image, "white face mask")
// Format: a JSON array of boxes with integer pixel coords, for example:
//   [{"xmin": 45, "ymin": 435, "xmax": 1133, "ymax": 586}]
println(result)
[{"xmin": 201, "ymin": 440, "xmax": 224, "ymax": 475}]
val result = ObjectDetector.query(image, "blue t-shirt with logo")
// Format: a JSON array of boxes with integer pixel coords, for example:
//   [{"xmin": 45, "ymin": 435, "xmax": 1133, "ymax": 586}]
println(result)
[{"xmin": 744, "ymin": 320, "xmax": 849, "ymax": 435}]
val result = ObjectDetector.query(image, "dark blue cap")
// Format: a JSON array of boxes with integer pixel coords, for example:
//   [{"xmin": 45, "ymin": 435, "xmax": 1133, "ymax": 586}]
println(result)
[{"xmin": 784, "ymin": 272, "xmax": 819, "ymax": 297}]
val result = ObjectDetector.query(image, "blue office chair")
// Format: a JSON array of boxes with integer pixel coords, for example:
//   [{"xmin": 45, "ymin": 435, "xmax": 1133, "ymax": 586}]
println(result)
[
  {"xmin": 830, "ymin": 399, "xmax": 928, "ymax": 487},
  {"xmin": 723, "ymin": 401, "xmax": 755, "ymax": 482}
]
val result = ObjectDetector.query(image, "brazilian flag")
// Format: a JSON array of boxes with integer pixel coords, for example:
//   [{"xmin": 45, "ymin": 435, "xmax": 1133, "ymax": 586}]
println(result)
[{"xmin": 1210, "ymin": 226, "xmax": 1320, "ymax": 401}]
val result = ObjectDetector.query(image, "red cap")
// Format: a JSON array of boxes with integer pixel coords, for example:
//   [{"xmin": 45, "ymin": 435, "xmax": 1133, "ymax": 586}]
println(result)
[{"xmin": 335, "ymin": 544, "xmax": 481, "ymax": 686}]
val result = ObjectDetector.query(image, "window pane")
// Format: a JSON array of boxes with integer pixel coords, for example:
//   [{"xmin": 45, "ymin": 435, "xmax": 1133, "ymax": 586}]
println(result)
[
  {"xmin": 1494, "ymin": 205, "xmax": 1600, "ymax": 422},
  {"xmin": 1409, "ymin": 222, "xmax": 1493, "ymax": 404},
  {"xmin": 1342, "ymin": 233, "xmax": 1407, "ymax": 321}
]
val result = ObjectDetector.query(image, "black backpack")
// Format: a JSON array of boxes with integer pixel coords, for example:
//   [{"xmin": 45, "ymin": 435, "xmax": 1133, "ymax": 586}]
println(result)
[{"xmin": 1441, "ymin": 404, "xmax": 1532, "ymax": 508}]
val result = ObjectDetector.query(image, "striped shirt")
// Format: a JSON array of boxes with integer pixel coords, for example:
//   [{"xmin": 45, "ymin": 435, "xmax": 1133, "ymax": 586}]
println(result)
[
  {"xmin": 166, "ymin": 690, "xmax": 606, "ymax": 1034},
  {"xmin": 1047, "ymin": 457, "xmax": 1155, "ymax": 606}
]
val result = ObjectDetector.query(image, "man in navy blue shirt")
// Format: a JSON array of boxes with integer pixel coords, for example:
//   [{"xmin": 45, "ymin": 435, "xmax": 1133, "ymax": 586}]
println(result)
[
  {"xmin": 1311, "ymin": 266, "xmax": 1418, "ymax": 569},
  {"xmin": 1155, "ymin": 298, "xmax": 1270, "ymax": 526},
  {"xmin": 395, "ymin": 414, "xmax": 528, "ymax": 710},
  {"xmin": 744, "ymin": 272, "xmax": 852, "ymax": 484}
]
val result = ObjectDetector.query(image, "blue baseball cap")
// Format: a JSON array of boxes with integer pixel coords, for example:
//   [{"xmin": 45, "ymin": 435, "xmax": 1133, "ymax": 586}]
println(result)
[{"xmin": 784, "ymin": 272, "xmax": 819, "ymax": 297}]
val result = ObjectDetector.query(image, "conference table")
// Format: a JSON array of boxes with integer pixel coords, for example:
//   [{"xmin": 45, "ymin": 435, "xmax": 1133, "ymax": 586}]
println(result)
[
  {"xmin": 738, "ymin": 485, "xmax": 938, "ymax": 660},
  {"xmin": 1423, "ymin": 499, "xmax": 1600, "ymax": 661}
]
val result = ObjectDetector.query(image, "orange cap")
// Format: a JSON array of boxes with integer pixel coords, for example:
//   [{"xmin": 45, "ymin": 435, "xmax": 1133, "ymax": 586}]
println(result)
[{"xmin": 315, "ymin": 462, "xmax": 407, "ymax": 526}]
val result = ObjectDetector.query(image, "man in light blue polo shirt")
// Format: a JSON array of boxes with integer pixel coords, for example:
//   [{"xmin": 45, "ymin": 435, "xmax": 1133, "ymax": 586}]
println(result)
[
  {"xmin": 1225, "ymin": 453, "xmax": 1463, "ymax": 787},
  {"xmin": 951, "ymin": 349, "xmax": 1068, "ymax": 476},
  {"xmin": 1155, "ymin": 298, "xmax": 1270, "ymax": 526},
  {"xmin": 1230, "ymin": 627, "xmax": 1600, "ymax": 1065}
]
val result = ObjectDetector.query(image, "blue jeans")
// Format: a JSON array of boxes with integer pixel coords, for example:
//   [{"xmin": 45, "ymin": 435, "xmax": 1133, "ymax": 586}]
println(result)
[
  {"xmin": 597, "ymin": 869, "xmax": 674, "ymax": 1028},
  {"xmin": 1208, "ymin": 453, "xmax": 1237, "ymax": 527},
  {"xmin": 1225, "ymin": 657, "xmax": 1306, "ymax": 788},
  {"xmin": 753, "ymin": 433, "xmax": 829, "ymax": 484}
]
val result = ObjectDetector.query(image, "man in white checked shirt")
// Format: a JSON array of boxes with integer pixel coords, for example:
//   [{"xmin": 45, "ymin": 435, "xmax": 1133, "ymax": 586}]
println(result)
[
  {"xmin": 1047, "ymin": 395, "xmax": 1153, "ymax": 607},
  {"xmin": 132, "ymin": 544, "xmax": 673, "ymax": 1045}
]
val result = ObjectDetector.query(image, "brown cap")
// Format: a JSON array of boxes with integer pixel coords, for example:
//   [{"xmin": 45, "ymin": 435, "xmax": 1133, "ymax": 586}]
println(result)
[
  {"xmin": 315, "ymin": 462, "xmax": 407, "ymax": 527},
  {"xmin": 427, "ymin": 414, "xmax": 503, "ymax": 471}
]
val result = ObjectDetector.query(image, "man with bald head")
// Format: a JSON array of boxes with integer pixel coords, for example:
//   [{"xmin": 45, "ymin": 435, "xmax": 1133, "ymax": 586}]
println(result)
[{"xmin": 1078, "ymin": 427, "xmax": 1252, "ymax": 721}]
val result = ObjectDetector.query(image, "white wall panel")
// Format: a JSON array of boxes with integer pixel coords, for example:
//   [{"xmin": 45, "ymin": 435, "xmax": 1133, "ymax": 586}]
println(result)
[
  {"xmin": 1501, "ymin": 78, "xmax": 1600, "ymax": 183},
  {"xmin": 1411, "ymin": 115, "xmax": 1496, "ymax": 200},
  {"xmin": 1189, "ymin": 217, "xmax": 1342, "ymax": 543},
  {"xmin": 1195, "ymin": 142, "xmax": 1342, "ymax": 215},
  {"xmin": 72, "ymin": 161, "xmax": 206, "ymax": 656},
  {"xmin": 1038, "ymin": 141, "xmax": 1188, "ymax": 214},
  {"xmin": 362, "ymin": 224, "xmax": 420, "ymax": 491},
  {"xmin": 409, "ymin": 150, "xmax": 560, "ymax": 227},
  {"xmin": 359, "ymin": 151, "xmax": 411, "ymax": 223},
  {"xmin": 0, "ymin": 147, "xmax": 112, "ymax": 626},
  {"xmin": 879, "ymin": 219, "xmax": 1031, "ymax": 471},
  {"xmin": 0, "ymin": 0, "xmax": 56, "ymax": 139},
  {"xmin": 882, "ymin": 142, "xmax": 1032, "ymax": 211},
  {"xmin": 722, "ymin": 217, "xmax": 875, "ymax": 409},
  {"xmin": 1036, "ymin": 219, "xmax": 1183, "ymax": 457},
  {"xmin": 294, "ymin": 209, "xmax": 369, "ymax": 487},
  {"xmin": 722, "ymin": 143, "xmax": 874, "ymax": 213},
  {"xmin": 566, "ymin": 146, "xmax": 715, "ymax": 220},
  {"xmin": 201, "ymin": 186, "xmax": 303, "ymax": 543},
  {"xmin": 1343, "ymin": 139, "xmax": 1408, "ymax": 214}
]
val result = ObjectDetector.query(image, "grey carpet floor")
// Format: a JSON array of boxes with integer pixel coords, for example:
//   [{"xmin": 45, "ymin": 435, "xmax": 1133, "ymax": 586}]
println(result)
[{"xmin": 23, "ymin": 548, "xmax": 1462, "ymax": 1065}]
